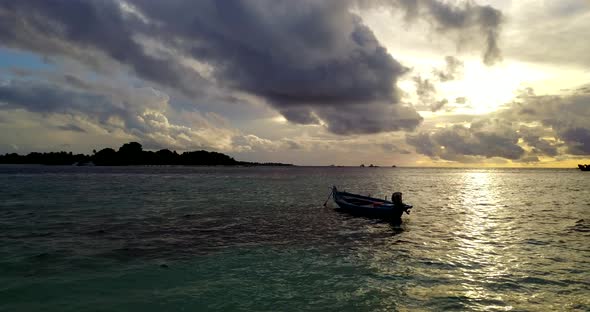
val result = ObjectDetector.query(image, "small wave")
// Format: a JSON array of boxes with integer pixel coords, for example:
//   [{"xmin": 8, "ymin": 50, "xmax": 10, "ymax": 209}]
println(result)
[
  {"xmin": 518, "ymin": 276, "xmax": 569, "ymax": 287},
  {"xmin": 485, "ymin": 279, "xmax": 526, "ymax": 292},
  {"xmin": 523, "ymin": 239, "xmax": 550, "ymax": 245},
  {"xmin": 567, "ymin": 219, "xmax": 590, "ymax": 233}
]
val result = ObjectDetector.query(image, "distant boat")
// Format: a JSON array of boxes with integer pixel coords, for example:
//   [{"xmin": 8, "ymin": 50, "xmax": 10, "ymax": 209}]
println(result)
[
  {"xmin": 328, "ymin": 186, "xmax": 412, "ymax": 220},
  {"xmin": 73, "ymin": 161, "xmax": 95, "ymax": 166},
  {"xmin": 579, "ymin": 164, "xmax": 590, "ymax": 171}
]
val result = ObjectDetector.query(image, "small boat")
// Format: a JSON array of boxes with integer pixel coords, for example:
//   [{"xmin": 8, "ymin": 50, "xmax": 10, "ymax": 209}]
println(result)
[
  {"xmin": 328, "ymin": 186, "xmax": 412, "ymax": 220},
  {"xmin": 578, "ymin": 164, "xmax": 590, "ymax": 171}
]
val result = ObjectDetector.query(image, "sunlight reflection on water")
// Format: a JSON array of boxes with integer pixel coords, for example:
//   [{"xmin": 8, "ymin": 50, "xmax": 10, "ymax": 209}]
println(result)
[{"xmin": 0, "ymin": 166, "xmax": 588, "ymax": 311}]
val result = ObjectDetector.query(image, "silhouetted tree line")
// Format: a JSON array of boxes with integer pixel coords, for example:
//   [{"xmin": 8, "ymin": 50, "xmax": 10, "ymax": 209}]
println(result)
[{"xmin": 0, "ymin": 142, "xmax": 293, "ymax": 166}]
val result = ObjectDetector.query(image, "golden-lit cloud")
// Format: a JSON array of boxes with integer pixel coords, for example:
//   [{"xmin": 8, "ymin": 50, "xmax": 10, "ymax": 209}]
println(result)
[{"xmin": 0, "ymin": 0, "xmax": 589, "ymax": 166}]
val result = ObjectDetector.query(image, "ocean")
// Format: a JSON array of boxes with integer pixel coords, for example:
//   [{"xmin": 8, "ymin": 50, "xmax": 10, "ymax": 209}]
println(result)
[{"xmin": 0, "ymin": 166, "xmax": 588, "ymax": 311}]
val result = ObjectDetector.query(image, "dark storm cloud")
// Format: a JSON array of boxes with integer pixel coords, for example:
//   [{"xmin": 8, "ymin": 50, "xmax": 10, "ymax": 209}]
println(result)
[
  {"xmin": 0, "ymin": 0, "xmax": 208, "ymax": 97},
  {"xmin": 368, "ymin": 0, "xmax": 503, "ymax": 65},
  {"xmin": 0, "ymin": 0, "xmax": 424, "ymax": 135},
  {"xmin": 135, "ymin": 0, "xmax": 421, "ymax": 134},
  {"xmin": 0, "ymin": 79, "xmax": 118, "ymax": 120},
  {"xmin": 418, "ymin": 0, "xmax": 503, "ymax": 65},
  {"xmin": 321, "ymin": 104, "xmax": 421, "ymax": 135}
]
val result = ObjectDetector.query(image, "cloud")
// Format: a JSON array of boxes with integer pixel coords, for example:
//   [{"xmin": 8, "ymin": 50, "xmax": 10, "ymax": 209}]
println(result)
[
  {"xmin": 379, "ymin": 143, "xmax": 411, "ymax": 154},
  {"xmin": 412, "ymin": 75, "xmax": 448, "ymax": 112},
  {"xmin": 138, "ymin": 0, "xmax": 422, "ymax": 134},
  {"xmin": 283, "ymin": 139, "xmax": 304, "ymax": 150},
  {"xmin": 433, "ymin": 56, "xmax": 464, "ymax": 81},
  {"xmin": 408, "ymin": 85, "xmax": 590, "ymax": 162},
  {"xmin": 0, "ymin": 0, "xmax": 209, "ymax": 97},
  {"xmin": 455, "ymin": 97, "xmax": 468, "ymax": 105},
  {"xmin": 431, "ymin": 99, "xmax": 448, "ymax": 112},
  {"xmin": 231, "ymin": 132, "xmax": 418, "ymax": 165},
  {"xmin": 56, "ymin": 124, "xmax": 86, "ymax": 133},
  {"xmin": 518, "ymin": 125, "xmax": 559, "ymax": 157},
  {"xmin": 410, "ymin": 55, "xmax": 465, "ymax": 112},
  {"xmin": 406, "ymin": 132, "xmax": 443, "ymax": 159},
  {"xmin": 366, "ymin": 0, "xmax": 503, "ymax": 65},
  {"xmin": 508, "ymin": 89, "xmax": 590, "ymax": 156},
  {"xmin": 407, "ymin": 121, "xmax": 524, "ymax": 161},
  {"xmin": 231, "ymin": 134, "xmax": 305, "ymax": 153},
  {"xmin": 317, "ymin": 103, "xmax": 422, "ymax": 135},
  {"xmin": 560, "ymin": 128, "xmax": 590, "ymax": 155},
  {"xmin": 515, "ymin": 156, "xmax": 540, "ymax": 163},
  {"xmin": 0, "ymin": 77, "xmax": 237, "ymax": 152},
  {"xmin": 0, "ymin": 0, "xmax": 424, "ymax": 135},
  {"xmin": 0, "ymin": 79, "xmax": 119, "ymax": 119},
  {"xmin": 414, "ymin": 76, "xmax": 437, "ymax": 102},
  {"xmin": 131, "ymin": 111, "xmax": 237, "ymax": 152},
  {"xmin": 505, "ymin": 0, "xmax": 590, "ymax": 67}
]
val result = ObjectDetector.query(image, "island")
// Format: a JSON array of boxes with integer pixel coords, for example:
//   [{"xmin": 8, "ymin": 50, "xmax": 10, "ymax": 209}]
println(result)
[{"xmin": 0, "ymin": 142, "xmax": 293, "ymax": 167}]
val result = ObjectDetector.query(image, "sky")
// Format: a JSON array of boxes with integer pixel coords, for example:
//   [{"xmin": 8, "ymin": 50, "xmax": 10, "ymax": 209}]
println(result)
[{"xmin": 0, "ymin": 0, "xmax": 589, "ymax": 167}]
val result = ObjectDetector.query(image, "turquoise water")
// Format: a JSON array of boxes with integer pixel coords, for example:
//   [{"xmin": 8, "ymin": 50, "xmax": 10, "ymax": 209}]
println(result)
[{"xmin": 1, "ymin": 166, "xmax": 589, "ymax": 311}]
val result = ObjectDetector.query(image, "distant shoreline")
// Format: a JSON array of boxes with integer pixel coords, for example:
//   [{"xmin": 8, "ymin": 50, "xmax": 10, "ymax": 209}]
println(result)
[
  {"xmin": 0, "ymin": 163, "xmax": 582, "ymax": 170},
  {"xmin": 0, "ymin": 142, "xmax": 585, "ymax": 169},
  {"xmin": 0, "ymin": 142, "xmax": 294, "ymax": 167}
]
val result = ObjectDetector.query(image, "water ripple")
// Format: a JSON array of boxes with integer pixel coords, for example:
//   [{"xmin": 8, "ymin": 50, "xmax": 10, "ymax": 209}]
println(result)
[{"xmin": 0, "ymin": 166, "xmax": 589, "ymax": 311}]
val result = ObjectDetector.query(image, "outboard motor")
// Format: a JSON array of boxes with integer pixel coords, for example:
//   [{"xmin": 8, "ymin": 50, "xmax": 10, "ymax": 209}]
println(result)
[
  {"xmin": 392, "ymin": 192, "xmax": 403, "ymax": 205},
  {"xmin": 392, "ymin": 192, "xmax": 411, "ymax": 214}
]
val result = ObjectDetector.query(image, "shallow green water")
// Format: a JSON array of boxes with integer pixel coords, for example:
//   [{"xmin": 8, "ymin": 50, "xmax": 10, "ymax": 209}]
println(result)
[{"xmin": 1, "ymin": 166, "xmax": 589, "ymax": 311}]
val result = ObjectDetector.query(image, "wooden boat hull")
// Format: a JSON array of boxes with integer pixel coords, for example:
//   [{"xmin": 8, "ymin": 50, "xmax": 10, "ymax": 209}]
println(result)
[
  {"xmin": 331, "ymin": 186, "xmax": 411, "ymax": 221},
  {"xmin": 334, "ymin": 202, "xmax": 405, "ymax": 220}
]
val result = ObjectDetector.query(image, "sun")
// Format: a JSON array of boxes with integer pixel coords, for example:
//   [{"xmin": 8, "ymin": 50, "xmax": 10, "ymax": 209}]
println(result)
[{"xmin": 438, "ymin": 60, "xmax": 552, "ymax": 115}]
